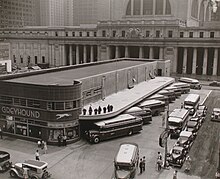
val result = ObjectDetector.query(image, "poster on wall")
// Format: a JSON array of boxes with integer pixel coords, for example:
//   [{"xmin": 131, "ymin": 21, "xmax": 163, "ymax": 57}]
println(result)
[{"xmin": 0, "ymin": 43, "xmax": 10, "ymax": 61}]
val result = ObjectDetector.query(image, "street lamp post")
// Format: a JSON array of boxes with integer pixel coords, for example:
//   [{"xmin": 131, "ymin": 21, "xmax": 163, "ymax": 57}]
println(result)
[
  {"xmin": 216, "ymin": 139, "xmax": 220, "ymax": 179},
  {"xmin": 163, "ymin": 104, "xmax": 169, "ymax": 168}
]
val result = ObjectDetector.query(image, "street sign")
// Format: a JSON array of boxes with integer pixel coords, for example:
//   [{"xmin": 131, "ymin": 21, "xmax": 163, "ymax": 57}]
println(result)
[{"xmin": 159, "ymin": 130, "xmax": 169, "ymax": 148}]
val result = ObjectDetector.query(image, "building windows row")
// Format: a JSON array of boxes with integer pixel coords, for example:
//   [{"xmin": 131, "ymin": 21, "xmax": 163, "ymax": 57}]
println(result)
[
  {"xmin": 12, "ymin": 56, "xmax": 46, "ymax": 64},
  {"xmin": 0, "ymin": 96, "xmax": 80, "ymax": 111},
  {"xmin": 180, "ymin": 31, "xmax": 215, "ymax": 38}
]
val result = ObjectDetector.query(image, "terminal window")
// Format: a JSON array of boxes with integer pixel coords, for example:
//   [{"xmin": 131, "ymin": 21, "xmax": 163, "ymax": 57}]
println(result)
[
  {"xmin": 199, "ymin": 32, "xmax": 204, "ymax": 38},
  {"xmin": 180, "ymin": 32, "xmax": 184, "ymax": 38},
  {"xmin": 168, "ymin": 30, "xmax": 173, "ymax": 38},
  {"xmin": 210, "ymin": 32, "xmax": 214, "ymax": 38},
  {"xmin": 189, "ymin": 32, "xmax": 193, "ymax": 38}
]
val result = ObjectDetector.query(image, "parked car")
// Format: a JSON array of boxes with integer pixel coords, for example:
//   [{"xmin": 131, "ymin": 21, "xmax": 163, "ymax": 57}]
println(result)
[
  {"xmin": 211, "ymin": 108, "xmax": 220, "ymax": 122},
  {"xmin": 175, "ymin": 131, "xmax": 194, "ymax": 151},
  {"xmin": 10, "ymin": 160, "xmax": 51, "ymax": 179},
  {"xmin": 197, "ymin": 105, "xmax": 207, "ymax": 117},
  {"xmin": 185, "ymin": 120, "xmax": 200, "ymax": 136},
  {"xmin": 209, "ymin": 81, "xmax": 220, "ymax": 87},
  {"xmin": 168, "ymin": 146, "xmax": 187, "ymax": 168},
  {"xmin": 0, "ymin": 151, "xmax": 12, "ymax": 172},
  {"xmin": 190, "ymin": 116, "xmax": 203, "ymax": 127}
]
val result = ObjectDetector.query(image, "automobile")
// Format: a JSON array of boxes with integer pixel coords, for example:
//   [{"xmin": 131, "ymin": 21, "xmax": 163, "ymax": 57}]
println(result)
[
  {"xmin": 175, "ymin": 131, "xmax": 194, "ymax": 151},
  {"xmin": 10, "ymin": 160, "xmax": 51, "ymax": 179},
  {"xmin": 197, "ymin": 105, "xmax": 208, "ymax": 117},
  {"xmin": 211, "ymin": 108, "xmax": 220, "ymax": 122},
  {"xmin": 190, "ymin": 116, "xmax": 203, "ymax": 127},
  {"xmin": 209, "ymin": 81, "xmax": 220, "ymax": 87},
  {"xmin": 185, "ymin": 120, "xmax": 200, "ymax": 136},
  {"xmin": 178, "ymin": 77, "xmax": 201, "ymax": 90},
  {"xmin": 0, "ymin": 151, "xmax": 12, "ymax": 172},
  {"xmin": 168, "ymin": 146, "xmax": 187, "ymax": 168}
]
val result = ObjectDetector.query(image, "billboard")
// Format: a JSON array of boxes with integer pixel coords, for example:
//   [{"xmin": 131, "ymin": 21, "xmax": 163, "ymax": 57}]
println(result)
[{"xmin": 0, "ymin": 43, "xmax": 10, "ymax": 61}]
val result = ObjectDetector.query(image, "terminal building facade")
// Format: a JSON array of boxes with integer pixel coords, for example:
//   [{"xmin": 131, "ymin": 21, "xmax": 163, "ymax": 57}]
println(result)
[{"xmin": 1, "ymin": 0, "xmax": 220, "ymax": 80}]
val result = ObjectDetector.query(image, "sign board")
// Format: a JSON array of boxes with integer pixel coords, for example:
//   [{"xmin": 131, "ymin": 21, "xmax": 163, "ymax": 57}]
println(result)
[
  {"xmin": 0, "ymin": 43, "xmax": 10, "ymax": 61},
  {"xmin": 159, "ymin": 130, "xmax": 169, "ymax": 147}
]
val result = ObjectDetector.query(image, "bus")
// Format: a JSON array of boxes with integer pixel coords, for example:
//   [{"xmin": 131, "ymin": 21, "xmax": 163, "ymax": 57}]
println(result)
[
  {"xmin": 184, "ymin": 94, "xmax": 200, "ymax": 115},
  {"xmin": 138, "ymin": 99, "xmax": 165, "ymax": 116},
  {"xmin": 168, "ymin": 108, "xmax": 190, "ymax": 139},
  {"xmin": 85, "ymin": 114, "xmax": 143, "ymax": 144},
  {"xmin": 178, "ymin": 77, "xmax": 201, "ymax": 90},
  {"xmin": 123, "ymin": 106, "xmax": 152, "ymax": 124},
  {"xmin": 170, "ymin": 82, "xmax": 190, "ymax": 94},
  {"xmin": 113, "ymin": 143, "xmax": 139, "ymax": 179},
  {"xmin": 164, "ymin": 86, "xmax": 182, "ymax": 98},
  {"xmin": 147, "ymin": 94, "xmax": 169, "ymax": 105},
  {"xmin": 158, "ymin": 89, "xmax": 176, "ymax": 102}
]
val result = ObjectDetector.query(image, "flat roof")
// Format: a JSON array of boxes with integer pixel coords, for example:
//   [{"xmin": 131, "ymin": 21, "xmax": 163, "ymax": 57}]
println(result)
[
  {"xmin": 169, "ymin": 108, "xmax": 189, "ymax": 119},
  {"xmin": 139, "ymin": 99, "xmax": 164, "ymax": 107},
  {"xmin": 124, "ymin": 107, "xmax": 143, "ymax": 113},
  {"xmin": 180, "ymin": 131, "xmax": 192, "ymax": 137},
  {"xmin": 6, "ymin": 60, "xmax": 147, "ymax": 85}
]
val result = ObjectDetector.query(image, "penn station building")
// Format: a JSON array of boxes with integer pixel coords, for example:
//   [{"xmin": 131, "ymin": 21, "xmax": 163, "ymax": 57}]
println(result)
[{"xmin": 0, "ymin": 0, "xmax": 220, "ymax": 80}]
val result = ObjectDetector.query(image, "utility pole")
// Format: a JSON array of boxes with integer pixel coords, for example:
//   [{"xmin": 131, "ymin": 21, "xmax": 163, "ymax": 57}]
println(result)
[
  {"xmin": 163, "ymin": 103, "xmax": 169, "ymax": 168},
  {"xmin": 216, "ymin": 138, "xmax": 220, "ymax": 179}
]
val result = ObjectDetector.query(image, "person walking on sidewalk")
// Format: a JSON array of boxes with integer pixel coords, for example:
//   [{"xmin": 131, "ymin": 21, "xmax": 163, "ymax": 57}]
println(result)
[
  {"xmin": 35, "ymin": 150, "xmax": 40, "ymax": 161},
  {"xmin": 142, "ymin": 156, "xmax": 146, "ymax": 172},
  {"xmin": 173, "ymin": 170, "xmax": 178, "ymax": 179},
  {"xmin": 43, "ymin": 141, "xmax": 48, "ymax": 154},
  {"xmin": 63, "ymin": 135, "xmax": 67, "ymax": 146},
  {"xmin": 139, "ymin": 158, "xmax": 143, "ymax": 174},
  {"xmin": 0, "ymin": 127, "xmax": 3, "ymax": 139}
]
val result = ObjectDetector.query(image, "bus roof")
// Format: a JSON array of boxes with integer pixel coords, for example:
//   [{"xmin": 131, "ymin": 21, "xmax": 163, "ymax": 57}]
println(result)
[
  {"xmin": 139, "ymin": 99, "xmax": 164, "ymax": 107},
  {"xmin": 148, "ymin": 94, "xmax": 165, "ymax": 100},
  {"xmin": 171, "ymin": 82, "xmax": 190, "ymax": 88},
  {"xmin": 23, "ymin": 160, "xmax": 48, "ymax": 169},
  {"xmin": 184, "ymin": 94, "xmax": 200, "ymax": 103},
  {"xmin": 169, "ymin": 108, "xmax": 189, "ymax": 119},
  {"xmin": 115, "ymin": 143, "xmax": 138, "ymax": 164},
  {"xmin": 180, "ymin": 131, "xmax": 192, "ymax": 137},
  {"xmin": 94, "ymin": 114, "xmax": 136, "ymax": 126},
  {"xmin": 124, "ymin": 107, "xmax": 143, "ymax": 113},
  {"xmin": 213, "ymin": 108, "xmax": 220, "ymax": 112},
  {"xmin": 168, "ymin": 117, "xmax": 183, "ymax": 123},
  {"xmin": 179, "ymin": 77, "xmax": 199, "ymax": 83}
]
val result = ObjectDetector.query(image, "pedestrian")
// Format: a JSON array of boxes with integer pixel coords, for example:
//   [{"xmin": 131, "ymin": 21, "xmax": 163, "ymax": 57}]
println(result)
[
  {"xmin": 98, "ymin": 106, "xmax": 102, "ymax": 114},
  {"xmin": 107, "ymin": 104, "xmax": 111, "ymax": 112},
  {"xmin": 41, "ymin": 140, "xmax": 45, "ymax": 150},
  {"xmin": 83, "ymin": 108, "xmax": 87, "ymax": 115},
  {"xmin": 94, "ymin": 108, "xmax": 98, "ymax": 115},
  {"xmin": 103, "ymin": 107, "xmax": 107, "ymax": 113},
  {"xmin": 35, "ymin": 150, "xmax": 40, "ymax": 161},
  {"xmin": 0, "ymin": 127, "xmax": 3, "ymax": 139},
  {"xmin": 142, "ymin": 156, "xmax": 146, "ymax": 172},
  {"xmin": 110, "ymin": 105, "xmax": 113, "ymax": 112},
  {"xmin": 43, "ymin": 141, "xmax": 47, "ymax": 154},
  {"xmin": 89, "ymin": 105, "xmax": 93, "ymax": 115},
  {"xmin": 63, "ymin": 135, "xmax": 67, "ymax": 146},
  {"xmin": 139, "ymin": 158, "xmax": 143, "ymax": 174},
  {"xmin": 181, "ymin": 103, "xmax": 184, "ymax": 109},
  {"xmin": 23, "ymin": 167, "xmax": 28, "ymax": 179},
  {"xmin": 57, "ymin": 134, "xmax": 62, "ymax": 147},
  {"xmin": 173, "ymin": 170, "xmax": 178, "ymax": 179},
  {"xmin": 185, "ymin": 156, "xmax": 191, "ymax": 172},
  {"xmin": 157, "ymin": 152, "xmax": 162, "ymax": 160},
  {"xmin": 37, "ymin": 140, "xmax": 41, "ymax": 148}
]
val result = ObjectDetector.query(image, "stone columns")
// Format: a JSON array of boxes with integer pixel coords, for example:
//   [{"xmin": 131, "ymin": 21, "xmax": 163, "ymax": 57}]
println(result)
[
  {"xmin": 159, "ymin": 47, "xmax": 164, "ymax": 59},
  {"xmin": 153, "ymin": 0, "xmax": 156, "ymax": 15},
  {"xmin": 115, "ymin": 46, "xmax": 119, "ymax": 58},
  {"xmin": 90, "ymin": 45, "xmax": 94, "ymax": 62},
  {"xmin": 192, "ymin": 48, "xmax": 197, "ymax": 74},
  {"xmin": 139, "ymin": 46, "xmax": 143, "ymax": 58},
  {"xmin": 131, "ymin": 0, "xmax": 134, "ymax": 16},
  {"xmin": 83, "ymin": 45, "xmax": 87, "ymax": 63},
  {"xmin": 97, "ymin": 45, "xmax": 101, "ymax": 61},
  {"xmin": 203, "ymin": 48, "xmax": 208, "ymax": 75},
  {"xmin": 140, "ymin": 0, "xmax": 143, "ymax": 15},
  {"xmin": 69, "ymin": 45, "xmax": 73, "ymax": 65},
  {"xmin": 76, "ymin": 45, "xmax": 79, "ymax": 64},
  {"xmin": 183, "ymin": 48, "xmax": 187, "ymax": 74},
  {"xmin": 163, "ymin": 0, "xmax": 166, "ymax": 15},
  {"xmin": 106, "ymin": 46, "xmax": 110, "ymax": 59},
  {"xmin": 125, "ymin": 46, "xmax": 129, "ymax": 58},
  {"xmin": 149, "ymin": 47, "xmax": 153, "ymax": 59},
  {"xmin": 213, "ymin": 48, "xmax": 218, "ymax": 76}
]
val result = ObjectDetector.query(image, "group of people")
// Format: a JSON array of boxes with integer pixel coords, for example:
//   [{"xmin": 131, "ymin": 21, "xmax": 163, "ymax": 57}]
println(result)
[
  {"xmin": 82, "ymin": 104, "xmax": 114, "ymax": 115},
  {"xmin": 57, "ymin": 134, "xmax": 67, "ymax": 147},
  {"xmin": 139, "ymin": 156, "xmax": 146, "ymax": 174},
  {"xmin": 37, "ymin": 140, "xmax": 47, "ymax": 154}
]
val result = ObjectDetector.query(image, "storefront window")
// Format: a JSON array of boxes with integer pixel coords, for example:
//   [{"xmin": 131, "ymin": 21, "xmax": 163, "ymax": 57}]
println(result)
[
  {"xmin": 15, "ymin": 122, "xmax": 27, "ymax": 136},
  {"xmin": 49, "ymin": 129, "xmax": 64, "ymax": 141},
  {"xmin": 29, "ymin": 125, "xmax": 41, "ymax": 138},
  {"xmin": 4, "ymin": 116, "xmax": 15, "ymax": 134}
]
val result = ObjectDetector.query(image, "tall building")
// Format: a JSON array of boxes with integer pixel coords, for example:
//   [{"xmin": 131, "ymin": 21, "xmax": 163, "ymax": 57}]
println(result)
[
  {"xmin": 0, "ymin": 0, "xmax": 40, "ymax": 28},
  {"xmin": 40, "ymin": 0, "xmax": 64, "ymax": 26}
]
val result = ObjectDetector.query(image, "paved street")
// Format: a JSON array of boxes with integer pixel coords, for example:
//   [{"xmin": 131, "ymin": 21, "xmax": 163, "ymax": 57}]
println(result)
[{"xmin": 0, "ymin": 87, "xmax": 212, "ymax": 179}]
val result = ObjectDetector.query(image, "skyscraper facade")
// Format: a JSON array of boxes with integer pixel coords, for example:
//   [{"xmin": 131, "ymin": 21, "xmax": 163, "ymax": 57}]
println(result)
[
  {"xmin": 40, "ymin": 0, "xmax": 64, "ymax": 26},
  {"xmin": 0, "ymin": 0, "xmax": 40, "ymax": 28}
]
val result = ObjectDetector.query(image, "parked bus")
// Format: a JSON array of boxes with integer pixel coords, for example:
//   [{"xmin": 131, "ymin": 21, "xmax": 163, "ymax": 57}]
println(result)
[
  {"xmin": 184, "ymin": 94, "xmax": 200, "ymax": 115},
  {"xmin": 170, "ymin": 82, "xmax": 190, "ymax": 94},
  {"xmin": 168, "ymin": 108, "xmax": 190, "ymax": 139},
  {"xmin": 158, "ymin": 89, "xmax": 176, "ymax": 102},
  {"xmin": 124, "ymin": 106, "xmax": 152, "ymax": 124},
  {"xmin": 138, "ymin": 99, "xmax": 165, "ymax": 116},
  {"xmin": 147, "ymin": 94, "xmax": 169, "ymax": 105},
  {"xmin": 178, "ymin": 77, "xmax": 201, "ymax": 90},
  {"xmin": 85, "ymin": 114, "xmax": 142, "ymax": 144},
  {"xmin": 164, "ymin": 86, "xmax": 182, "ymax": 98},
  {"xmin": 113, "ymin": 143, "xmax": 139, "ymax": 179}
]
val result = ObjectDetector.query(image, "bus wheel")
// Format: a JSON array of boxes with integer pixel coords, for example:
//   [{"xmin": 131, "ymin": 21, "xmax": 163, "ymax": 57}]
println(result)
[
  {"xmin": 128, "ymin": 129, "xmax": 133, "ymax": 136},
  {"xmin": 93, "ymin": 136, "xmax": 100, "ymax": 144}
]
